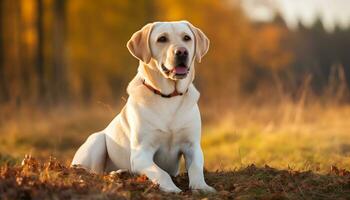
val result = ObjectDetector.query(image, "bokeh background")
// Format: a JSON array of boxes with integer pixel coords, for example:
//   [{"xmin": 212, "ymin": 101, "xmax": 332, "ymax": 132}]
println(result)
[{"xmin": 1, "ymin": 0, "xmax": 350, "ymax": 171}]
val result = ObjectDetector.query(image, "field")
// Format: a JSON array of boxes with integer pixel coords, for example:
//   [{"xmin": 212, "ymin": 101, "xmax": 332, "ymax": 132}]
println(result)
[{"xmin": 1, "ymin": 102, "xmax": 350, "ymax": 199}]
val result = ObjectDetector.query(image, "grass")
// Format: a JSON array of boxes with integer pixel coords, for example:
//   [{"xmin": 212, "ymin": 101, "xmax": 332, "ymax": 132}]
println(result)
[
  {"xmin": 202, "ymin": 103, "xmax": 350, "ymax": 172},
  {"xmin": 203, "ymin": 123, "xmax": 350, "ymax": 172},
  {"xmin": 1, "ymin": 102, "xmax": 350, "ymax": 199}
]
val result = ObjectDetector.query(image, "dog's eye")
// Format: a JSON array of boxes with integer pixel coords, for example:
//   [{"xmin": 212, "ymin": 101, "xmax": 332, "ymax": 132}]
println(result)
[
  {"xmin": 157, "ymin": 36, "xmax": 168, "ymax": 43},
  {"xmin": 183, "ymin": 35, "xmax": 191, "ymax": 41}
]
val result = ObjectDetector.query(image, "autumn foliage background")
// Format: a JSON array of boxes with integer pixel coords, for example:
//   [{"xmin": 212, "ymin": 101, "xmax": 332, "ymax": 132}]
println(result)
[{"xmin": 1, "ymin": 0, "xmax": 350, "ymax": 175}]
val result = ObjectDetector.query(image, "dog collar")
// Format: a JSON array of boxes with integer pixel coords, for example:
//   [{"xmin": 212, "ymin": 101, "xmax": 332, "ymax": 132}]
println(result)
[{"xmin": 142, "ymin": 79, "xmax": 188, "ymax": 98}]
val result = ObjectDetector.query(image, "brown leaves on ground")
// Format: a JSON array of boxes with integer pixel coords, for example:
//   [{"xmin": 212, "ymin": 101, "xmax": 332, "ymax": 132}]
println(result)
[{"xmin": 1, "ymin": 156, "xmax": 350, "ymax": 200}]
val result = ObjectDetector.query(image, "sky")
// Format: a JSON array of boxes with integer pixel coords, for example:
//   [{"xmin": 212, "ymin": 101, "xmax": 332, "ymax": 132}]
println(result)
[{"xmin": 242, "ymin": 0, "xmax": 350, "ymax": 32}]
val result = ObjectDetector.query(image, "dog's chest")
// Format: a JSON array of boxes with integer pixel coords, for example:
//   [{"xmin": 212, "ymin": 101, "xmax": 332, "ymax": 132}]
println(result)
[
  {"xmin": 151, "ymin": 98, "xmax": 193, "ymax": 133},
  {"xmin": 143, "ymin": 97, "xmax": 195, "ymax": 149}
]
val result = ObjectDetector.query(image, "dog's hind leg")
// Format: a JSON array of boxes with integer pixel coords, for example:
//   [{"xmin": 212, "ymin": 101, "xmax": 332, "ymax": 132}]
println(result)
[{"xmin": 71, "ymin": 131, "xmax": 107, "ymax": 173}]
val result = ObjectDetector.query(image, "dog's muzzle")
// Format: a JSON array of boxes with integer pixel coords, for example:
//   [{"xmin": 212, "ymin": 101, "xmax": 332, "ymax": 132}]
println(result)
[
  {"xmin": 162, "ymin": 47, "xmax": 190, "ymax": 79},
  {"xmin": 161, "ymin": 64, "xmax": 189, "ymax": 79}
]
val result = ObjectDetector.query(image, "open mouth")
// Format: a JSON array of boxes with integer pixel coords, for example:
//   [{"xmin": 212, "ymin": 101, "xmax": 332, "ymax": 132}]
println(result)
[
  {"xmin": 161, "ymin": 63, "xmax": 189, "ymax": 78},
  {"xmin": 173, "ymin": 64, "xmax": 188, "ymax": 75}
]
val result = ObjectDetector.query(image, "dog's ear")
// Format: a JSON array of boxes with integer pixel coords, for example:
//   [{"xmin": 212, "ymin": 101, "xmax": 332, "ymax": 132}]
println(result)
[
  {"xmin": 127, "ymin": 23, "xmax": 154, "ymax": 64},
  {"xmin": 185, "ymin": 21, "xmax": 210, "ymax": 63}
]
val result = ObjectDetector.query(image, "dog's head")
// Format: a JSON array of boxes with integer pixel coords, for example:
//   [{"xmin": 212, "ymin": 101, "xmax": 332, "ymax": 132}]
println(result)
[{"xmin": 127, "ymin": 21, "xmax": 209, "ymax": 80}]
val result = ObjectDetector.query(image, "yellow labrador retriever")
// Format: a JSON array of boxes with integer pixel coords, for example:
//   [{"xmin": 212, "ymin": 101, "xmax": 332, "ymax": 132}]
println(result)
[{"xmin": 72, "ymin": 21, "xmax": 214, "ymax": 193}]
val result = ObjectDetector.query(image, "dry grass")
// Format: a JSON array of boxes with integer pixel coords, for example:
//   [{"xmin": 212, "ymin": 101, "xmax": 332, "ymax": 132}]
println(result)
[{"xmin": 202, "ymin": 103, "xmax": 350, "ymax": 172}]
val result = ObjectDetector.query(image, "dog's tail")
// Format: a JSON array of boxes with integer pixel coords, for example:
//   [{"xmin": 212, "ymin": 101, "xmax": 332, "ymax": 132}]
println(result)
[{"xmin": 71, "ymin": 131, "xmax": 107, "ymax": 173}]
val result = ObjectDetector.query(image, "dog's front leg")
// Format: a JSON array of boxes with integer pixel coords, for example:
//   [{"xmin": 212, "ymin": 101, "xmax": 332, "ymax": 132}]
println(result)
[
  {"xmin": 184, "ymin": 142, "xmax": 216, "ymax": 192},
  {"xmin": 131, "ymin": 147, "xmax": 181, "ymax": 193}
]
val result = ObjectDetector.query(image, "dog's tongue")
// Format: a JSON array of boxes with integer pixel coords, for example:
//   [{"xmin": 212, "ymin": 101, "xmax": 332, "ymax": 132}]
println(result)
[{"xmin": 174, "ymin": 67, "xmax": 187, "ymax": 74}]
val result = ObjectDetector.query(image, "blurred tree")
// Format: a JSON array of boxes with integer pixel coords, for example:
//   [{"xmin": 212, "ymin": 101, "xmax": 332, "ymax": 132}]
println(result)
[
  {"xmin": 20, "ymin": 0, "xmax": 38, "ymax": 104},
  {"xmin": 36, "ymin": 0, "xmax": 45, "ymax": 102},
  {"xmin": 52, "ymin": 0, "xmax": 68, "ymax": 103},
  {"xmin": 2, "ymin": 0, "xmax": 23, "ymax": 107},
  {"xmin": 0, "ymin": 0, "xmax": 7, "ymax": 103}
]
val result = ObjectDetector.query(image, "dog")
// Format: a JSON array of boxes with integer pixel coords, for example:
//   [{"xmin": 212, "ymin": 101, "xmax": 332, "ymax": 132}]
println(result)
[{"xmin": 71, "ymin": 21, "xmax": 214, "ymax": 193}]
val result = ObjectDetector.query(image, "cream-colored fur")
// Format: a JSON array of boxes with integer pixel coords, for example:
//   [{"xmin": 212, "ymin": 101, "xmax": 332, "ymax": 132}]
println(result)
[{"xmin": 71, "ymin": 21, "xmax": 214, "ymax": 193}]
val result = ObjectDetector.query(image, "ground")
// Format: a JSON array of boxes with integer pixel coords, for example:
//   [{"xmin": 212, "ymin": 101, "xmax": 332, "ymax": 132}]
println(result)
[
  {"xmin": 1, "ymin": 156, "xmax": 350, "ymax": 200},
  {"xmin": 1, "ymin": 103, "xmax": 350, "ymax": 199}
]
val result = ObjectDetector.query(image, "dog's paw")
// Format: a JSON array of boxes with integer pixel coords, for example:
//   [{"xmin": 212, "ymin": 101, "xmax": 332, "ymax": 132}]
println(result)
[
  {"xmin": 160, "ymin": 185, "xmax": 182, "ymax": 193},
  {"xmin": 109, "ymin": 169, "xmax": 128, "ymax": 175},
  {"xmin": 190, "ymin": 184, "xmax": 216, "ymax": 193}
]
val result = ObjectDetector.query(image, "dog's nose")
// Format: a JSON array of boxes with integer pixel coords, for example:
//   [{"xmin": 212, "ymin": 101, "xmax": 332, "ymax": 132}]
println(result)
[{"xmin": 174, "ymin": 47, "xmax": 188, "ymax": 57}]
